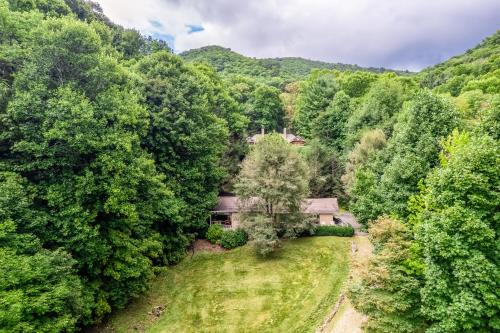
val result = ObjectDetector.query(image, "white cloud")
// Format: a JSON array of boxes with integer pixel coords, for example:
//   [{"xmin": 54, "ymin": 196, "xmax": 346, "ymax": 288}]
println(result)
[{"xmin": 95, "ymin": 0, "xmax": 500, "ymax": 70}]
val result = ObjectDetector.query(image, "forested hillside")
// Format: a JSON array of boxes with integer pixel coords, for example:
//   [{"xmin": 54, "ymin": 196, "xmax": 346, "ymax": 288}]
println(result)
[
  {"xmin": 0, "ymin": 0, "xmax": 498, "ymax": 332},
  {"xmin": 420, "ymin": 31, "xmax": 499, "ymax": 96},
  {"xmin": 180, "ymin": 45, "xmax": 409, "ymax": 87}
]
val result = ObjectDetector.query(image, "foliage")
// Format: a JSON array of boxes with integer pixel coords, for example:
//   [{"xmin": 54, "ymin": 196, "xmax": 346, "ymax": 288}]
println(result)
[
  {"xmin": 235, "ymin": 134, "xmax": 313, "ymax": 255},
  {"xmin": 135, "ymin": 51, "xmax": 229, "ymax": 234},
  {"xmin": 293, "ymin": 70, "xmax": 338, "ymax": 138},
  {"xmin": 342, "ymin": 129, "xmax": 386, "ymax": 194},
  {"xmin": 206, "ymin": 224, "xmax": 224, "ymax": 245},
  {"xmin": 312, "ymin": 90, "xmax": 352, "ymax": 151},
  {"xmin": 377, "ymin": 89, "xmax": 459, "ymax": 218},
  {"xmin": 247, "ymin": 84, "xmax": 285, "ymax": 132},
  {"xmin": 313, "ymin": 225, "xmax": 354, "ymax": 237},
  {"xmin": 346, "ymin": 75, "xmax": 415, "ymax": 147},
  {"xmin": 0, "ymin": 172, "xmax": 85, "ymax": 333},
  {"xmin": 349, "ymin": 217, "xmax": 427, "ymax": 333},
  {"xmin": 219, "ymin": 229, "xmax": 248, "ymax": 249},
  {"xmin": 300, "ymin": 139, "xmax": 345, "ymax": 199},
  {"xmin": 410, "ymin": 132, "xmax": 499, "ymax": 333},
  {"xmin": 349, "ymin": 90, "xmax": 459, "ymax": 224},
  {"xmin": 180, "ymin": 45, "xmax": 402, "ymax": 87},
  {"xmin": 420, "ymin": 31, "xmax": 500, "ymax": 96},
  {"xmin": 0, "ymin": 2, "xmax": 231, "ymax": 328}
]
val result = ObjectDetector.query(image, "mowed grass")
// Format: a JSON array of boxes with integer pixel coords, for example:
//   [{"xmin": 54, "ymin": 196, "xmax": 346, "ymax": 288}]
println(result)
[{"xmin": 98, "ymin": 237, "xmax": 350, "ymax": 333}]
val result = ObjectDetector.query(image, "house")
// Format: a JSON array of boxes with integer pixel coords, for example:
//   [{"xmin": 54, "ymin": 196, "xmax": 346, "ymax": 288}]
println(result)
[
  {"xmin": 247, "ymin": 128, "xmax": 305, "ymax": 146},
  {"xmin": 210, "ymin": 196, "xmax": 339, "ymax": 229}
]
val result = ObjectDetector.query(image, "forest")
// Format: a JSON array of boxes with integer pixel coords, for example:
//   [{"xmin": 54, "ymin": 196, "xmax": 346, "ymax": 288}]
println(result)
[{"xmin": 0, "ymin": 0, "xmax": 498, "ymax": 332}]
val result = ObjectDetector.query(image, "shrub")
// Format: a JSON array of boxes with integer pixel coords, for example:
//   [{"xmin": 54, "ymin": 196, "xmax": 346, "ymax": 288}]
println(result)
[
  {"xmin": 220, "ymin": 229, "xmax": 248, "ymax": 249},
  {"xmin": 313, "ymin": 225, "xmax": 354, "ymax": 237},
  {"xmin": 206, "ymin": 224, "xmax": 224, "ymax": 244}
]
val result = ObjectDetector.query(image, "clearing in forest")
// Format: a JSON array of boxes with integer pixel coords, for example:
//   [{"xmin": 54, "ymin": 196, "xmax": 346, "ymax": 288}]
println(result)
[{"xmin": 95, "ymin": 237, "xmax": 350, "ymax": 333}]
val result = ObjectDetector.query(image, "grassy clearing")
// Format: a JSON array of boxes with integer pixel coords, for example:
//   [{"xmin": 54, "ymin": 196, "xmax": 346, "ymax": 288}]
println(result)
[{"xmin": 96, "ymin": 237, "xmax": 350, "ymax": 333}]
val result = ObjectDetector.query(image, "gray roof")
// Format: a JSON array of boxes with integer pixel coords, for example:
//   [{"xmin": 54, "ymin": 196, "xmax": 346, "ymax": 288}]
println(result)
[
  {"xmin": 212, "ymin": 196, "xmax": 338, "ymax": 214},
  {"xmin": 303, "ymin": 198, "xmax": 339, "ymax": 214}
]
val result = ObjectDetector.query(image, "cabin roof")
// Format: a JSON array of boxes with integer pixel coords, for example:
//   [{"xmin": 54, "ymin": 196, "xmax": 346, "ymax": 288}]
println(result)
[{"xmin": 212, "ymin": 196, "xmax": 338, "ymax": 214}]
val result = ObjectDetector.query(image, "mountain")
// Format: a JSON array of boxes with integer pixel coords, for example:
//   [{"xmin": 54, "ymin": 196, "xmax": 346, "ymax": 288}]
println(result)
[
  {"xmin": 419, "ymin": 30, "xmax": 499, "ymax": 96},
  {"xmin": 180, "ymin": 45, "xmax": 408, "ymax": 86}
]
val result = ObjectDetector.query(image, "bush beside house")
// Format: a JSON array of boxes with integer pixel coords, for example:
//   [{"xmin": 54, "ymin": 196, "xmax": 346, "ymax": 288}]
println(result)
[
  {"xmin": 313, "ymin": 225, "xmax": 354, "ymax": 237},
  {"xmin": 206, "ymin": 224, "xmax": 224, "ymax": 244},
  {"xmin": 220, "ymin": 229, "xmax": 248, "ymax": 249},
  {"xmin": 206, "ymin": 224, "xmax": 248, "ymax": 249}
]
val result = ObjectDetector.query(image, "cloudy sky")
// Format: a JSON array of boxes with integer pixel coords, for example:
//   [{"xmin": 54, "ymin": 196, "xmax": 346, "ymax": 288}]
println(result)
[{"xmin": 95, "ymin": 0, "xmax": 499, "ymax": 71}]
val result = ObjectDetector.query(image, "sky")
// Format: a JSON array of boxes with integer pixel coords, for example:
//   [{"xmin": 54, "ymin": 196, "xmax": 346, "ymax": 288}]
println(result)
[{"xmin": 95, "ymin": 0, "xmax": 500, "ymax": 71}]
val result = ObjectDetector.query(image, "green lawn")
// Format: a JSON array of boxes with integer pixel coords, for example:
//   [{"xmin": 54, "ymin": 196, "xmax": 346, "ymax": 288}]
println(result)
[{"xmin": 97, "ymin": 237, "xmax": 350, "ymax": 333}]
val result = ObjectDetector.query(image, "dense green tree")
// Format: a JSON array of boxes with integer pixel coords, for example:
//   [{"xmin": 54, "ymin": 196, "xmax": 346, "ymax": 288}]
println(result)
[
  {"xmin": 7, "ymin": 0, "xmax": 70, "ymax": 17},
  {"xmin": 312, "ymin": 90, "xmax": 352, "ymax": 151},
  {"xmin": 349, "ymin": 90, "xmax": 459, "ymax": 224},
  {"xmin": 0, "ymin": 172, "xmax": 85, "ymax": 333},
  {"xmin": 377, "ymin": 89, "xmax": 459, "ymax": 218},
  {"xmin": 338, "ymin": 71, "xmax": 378, "ymax": 98},
  {"xmin": 411, "ymin": 132, "xmax": 499, "ymax": 333},
  {"xmin": 135, "ymin": 51, "xmax": 229, "ymax": 234},
  {"xmin": 247, "ymin": 84, "xmax": 285, "ymax": 132},
  {"xmin": 346, "ymin": 75, "xmax": 411, "ymax": 146},
  {"xmin": 194, "ymin": 64, "xmax": 249, "ymax": 191},
  {"xmin": 293, "ymin": 70, "xmax": 338, "ymax": 138},
  {"xmin": 342, "ymin": 129, "xmax": 386, "ymax": 195},
  {"xmin": 349, "ymin": 217, "xmax": 427, "ymax": 333},
  {"xmin": 235, "ymin": 134, "xmax": 313, "ymax": 255},
  {"xmin": 301, "ymin": 139, "xmax": 344, "ymax": 199},
  {"xmin": 0, "ymin": 17, "xmax": 174, "ymax": 321}
]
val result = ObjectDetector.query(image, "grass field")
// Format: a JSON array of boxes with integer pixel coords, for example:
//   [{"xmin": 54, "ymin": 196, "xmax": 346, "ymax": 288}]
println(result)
[{"xmin": 95, "ymin": 237, "xmax": 350, "ymax": 333}]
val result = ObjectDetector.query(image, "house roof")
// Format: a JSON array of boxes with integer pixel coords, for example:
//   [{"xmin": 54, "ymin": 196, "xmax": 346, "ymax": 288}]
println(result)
[
  {"xmin": 212, "ymin": 196, "xmax": 240, "ymax": 213},
  {"xmin": 212, "ymin": 196, "xmax": 338, "ymax": 214},
  {"xmin": 303, "ymin": 198, "xmax": 339, "ymax": 214}
]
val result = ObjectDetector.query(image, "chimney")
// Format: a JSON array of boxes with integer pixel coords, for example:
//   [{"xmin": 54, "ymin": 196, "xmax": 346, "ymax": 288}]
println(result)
[{"xmin": 261, "ymin": 126, "xmax": 265, "ymax": 136}]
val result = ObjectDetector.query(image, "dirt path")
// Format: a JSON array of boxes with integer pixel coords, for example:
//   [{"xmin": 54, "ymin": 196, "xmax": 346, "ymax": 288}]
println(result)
[{"xmin": 322, "ymin": 235, "xmax": 372, "ymax": 333}]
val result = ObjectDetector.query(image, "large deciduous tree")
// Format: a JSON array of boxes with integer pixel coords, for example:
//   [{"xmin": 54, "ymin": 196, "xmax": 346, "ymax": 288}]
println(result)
[
  {"xmin": 247, "ymin": 84, "xmax": 284, "ymax": 133},
  {"xmin": 0, "ymin": 171, "xmax": 85, "ymax": 332},
  {"xmin": 411, "ymin": 132, "xmax": 499, "ymax": 333},
  {"xmin": 348, "ymin": 90, "xmax": 459, "ymax": 224},
  {"xmin": 135, "ymin": 51, "xmax": 229, "ymax": 235},
  {"xmin": 0, "ymin": 17, "xmax": 174, "ymax": 321},
  {"xmin": 377, "ymin": 89, "xmax": 459, "ymax": 218},
  {"xmin": 234, "ymin": 134, "xmax": 312, "ymax": 255},
  {"xmin": 349, "ymin": 216, "xmax": 427, "ymax": 333},
  {"xmin": 312, "ymin": 90, "xmax": 352, "ymax": 151}
]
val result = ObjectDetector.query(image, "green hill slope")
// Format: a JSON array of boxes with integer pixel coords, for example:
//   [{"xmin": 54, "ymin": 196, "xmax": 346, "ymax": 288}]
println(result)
[
  {"xmin": 180, "ymin": 45, "xmax": 407, "ymax": 85},
  {"xmin": 419, "ymin": 30, "xmax": 500, "ymax": 96}
]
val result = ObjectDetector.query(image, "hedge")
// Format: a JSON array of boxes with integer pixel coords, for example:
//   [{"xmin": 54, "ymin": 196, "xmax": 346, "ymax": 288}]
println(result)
[
  {"xmin": 220, "ymin": 229, "xmax": 248, "ymax": 249},
  {"xmin": 313, "ymin": 225, "xmax": 354, "ymax": 237},
  {"xmin": 206, "ymin": 224, "xmax": 224, "ymax": 244}
]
